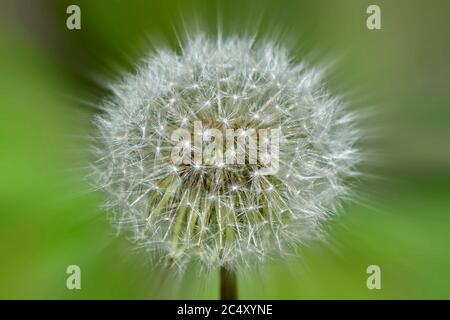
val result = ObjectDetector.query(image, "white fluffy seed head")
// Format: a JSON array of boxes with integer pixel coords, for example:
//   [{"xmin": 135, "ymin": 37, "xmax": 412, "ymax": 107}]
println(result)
[{"xmin": 91, "ymin": 35, "xmax": 360, "ymax": 271}]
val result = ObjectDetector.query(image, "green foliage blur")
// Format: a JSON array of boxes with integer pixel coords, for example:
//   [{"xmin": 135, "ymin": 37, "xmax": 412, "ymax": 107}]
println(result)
[{"xmin": 0, "ymin": 0, "xmax": 449, "ymax": 299}]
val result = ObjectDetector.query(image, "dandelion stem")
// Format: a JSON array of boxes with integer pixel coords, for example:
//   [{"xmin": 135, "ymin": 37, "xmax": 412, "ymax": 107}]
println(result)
[{"xmin": 220, "ymin": 267, "xmax": 237, "ymax": 300}]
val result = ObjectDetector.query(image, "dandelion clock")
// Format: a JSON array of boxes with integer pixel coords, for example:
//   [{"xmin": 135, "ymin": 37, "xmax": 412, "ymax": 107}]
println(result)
[{"xmin": 91, "ymin": 35, "xmax": 360, "ymax": 299}]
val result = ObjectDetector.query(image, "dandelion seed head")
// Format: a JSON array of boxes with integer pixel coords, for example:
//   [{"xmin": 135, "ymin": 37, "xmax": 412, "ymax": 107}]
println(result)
[{"xmin": 92, "ymin": 35, "xmax": 360, "ymax": 271}]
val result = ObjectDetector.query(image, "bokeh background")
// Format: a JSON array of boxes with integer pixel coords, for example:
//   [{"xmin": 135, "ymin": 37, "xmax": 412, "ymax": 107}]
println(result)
[{"xmin": 1, "ymin": 0, "xmax": 449, "ymax": 299}]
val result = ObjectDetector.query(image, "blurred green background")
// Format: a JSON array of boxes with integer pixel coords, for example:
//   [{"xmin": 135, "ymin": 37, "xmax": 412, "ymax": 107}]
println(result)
[{"xmin": 1, "ymin": 0, "xmax": 449, "ymax": 299}]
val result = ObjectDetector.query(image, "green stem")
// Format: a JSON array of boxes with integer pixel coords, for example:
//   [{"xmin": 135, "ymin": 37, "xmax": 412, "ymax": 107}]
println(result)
[{"xmin": 220, "ymin": 267, "xmax": 237, "ymax": 300}]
